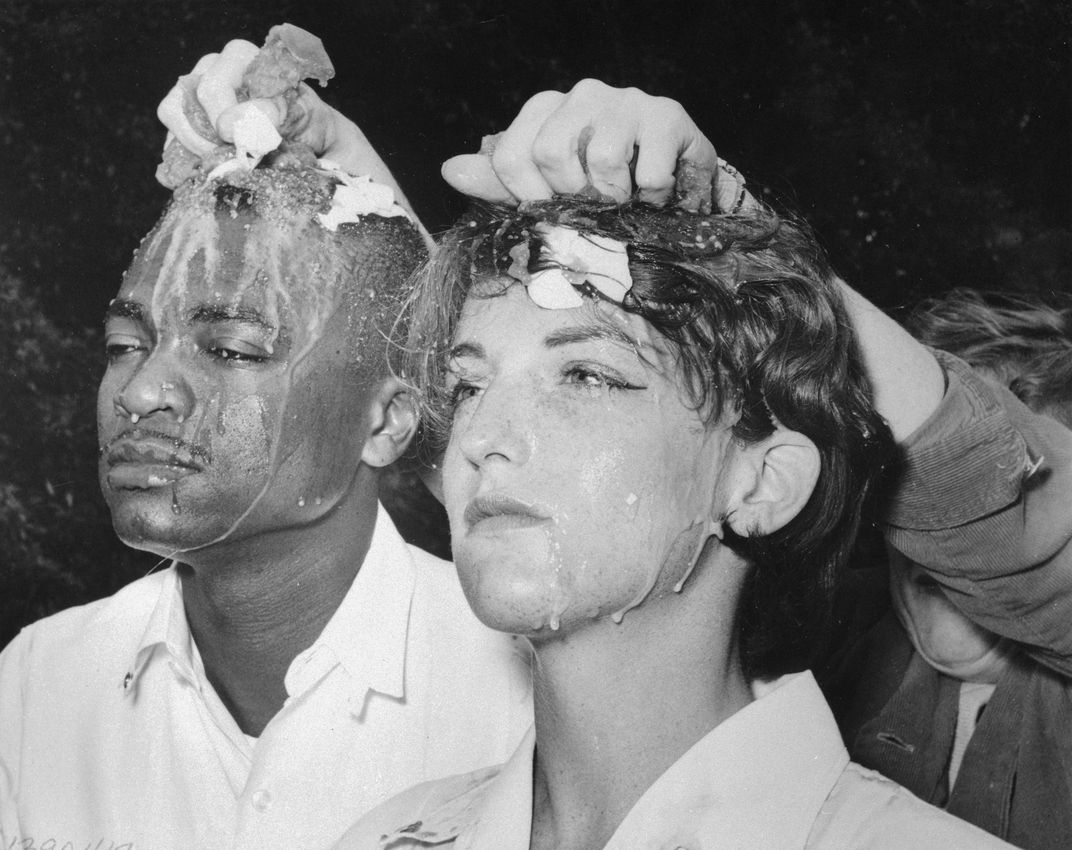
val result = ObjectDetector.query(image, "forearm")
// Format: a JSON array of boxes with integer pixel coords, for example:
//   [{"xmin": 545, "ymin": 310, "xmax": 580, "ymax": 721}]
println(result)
[
  {"xmin": 886, "ymin": 358, "xmax": 1072, "ymax": 674},
  {"xmin": 837, "ymin": 279, "xmax": 945, "ymax": 443}
]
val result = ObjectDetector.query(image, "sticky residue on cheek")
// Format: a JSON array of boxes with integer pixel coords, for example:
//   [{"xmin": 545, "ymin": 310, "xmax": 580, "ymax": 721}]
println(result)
[
  {"xmin": 221, "ymin": 395, "xmax": 273, "ymax": 478},
  {"xmin": 609, "ymin": 516, "xmax": 711, "ymax": 624},
  {"xmin": 543, "ymin": 510, "xmax": 577, "ymax": 632}
]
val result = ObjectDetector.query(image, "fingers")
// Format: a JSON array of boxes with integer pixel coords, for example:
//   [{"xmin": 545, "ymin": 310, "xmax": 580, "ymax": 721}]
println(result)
[
  {"xmin": 460, "ymin": 79, "xmax": 718, "ymax": 209},
  {"xmin": 195, "ymin": 40, "xmax": 261, "ymax": 140},
  {"xmin": 441, "ymin": 154, "xmax": 517, "ymax": 204},
  {"xmin": 529, "ymin": 80, "xmax": 628, "ymax": 199},
  {"xmin": 157, "ymin": 53, "xmax": 220, "ymax": 157},
  {"xmin": 487, "ymin": 89, "xmax": 566, "ymax": 202},
  {"xmin": 633, "ymin": 101, "xmax": 717, "ymax": 207},
  {"xmin": 528, "ymin": 80, "xmax": 717, "ymax": 205},
  {"xmin": 157, "ymin": 42, "xmax": 260, "ymax": 158}
]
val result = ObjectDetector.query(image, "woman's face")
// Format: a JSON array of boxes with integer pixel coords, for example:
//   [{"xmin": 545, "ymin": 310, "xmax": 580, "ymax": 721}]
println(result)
[{"xmin": 442, "ymin": 282, "xmax": 738, "ymax": 638}]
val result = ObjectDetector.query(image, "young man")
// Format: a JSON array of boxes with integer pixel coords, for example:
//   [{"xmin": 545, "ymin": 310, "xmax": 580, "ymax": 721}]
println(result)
[
  {"xmin": 823, "ymin": 289, "xmax": 1072, "ymax": 848},
  {"xmin": 0, "ymin": 52, "xmax": 532, "ymax": 848}
]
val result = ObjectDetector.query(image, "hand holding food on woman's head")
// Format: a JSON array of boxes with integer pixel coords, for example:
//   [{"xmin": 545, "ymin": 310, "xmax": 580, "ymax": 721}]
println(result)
[{"xmin": 441, "ymin": 78, "xmax": 749, "ymax": 213}]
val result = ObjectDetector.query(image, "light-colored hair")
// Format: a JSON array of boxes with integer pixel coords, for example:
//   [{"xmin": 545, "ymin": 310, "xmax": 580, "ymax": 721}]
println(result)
[{"xmin": 908, "ymin": 288, "xmax": 1072, "ymax": 427}]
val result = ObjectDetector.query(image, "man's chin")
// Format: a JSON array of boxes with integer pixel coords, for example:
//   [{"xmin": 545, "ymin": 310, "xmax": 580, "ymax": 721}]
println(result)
[{"xmin": 108, "ymin": 501, "xmax": 229, "ymax": 559}]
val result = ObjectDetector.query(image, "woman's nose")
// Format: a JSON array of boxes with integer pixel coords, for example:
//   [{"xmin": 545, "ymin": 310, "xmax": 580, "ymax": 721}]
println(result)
[
  {"xmin": 113, "ymin": 354, "xmax": 195, "ymax": 424},
  {"xmin": 455, "ymin": 382, "xmax": 532, "ymax": 469}
]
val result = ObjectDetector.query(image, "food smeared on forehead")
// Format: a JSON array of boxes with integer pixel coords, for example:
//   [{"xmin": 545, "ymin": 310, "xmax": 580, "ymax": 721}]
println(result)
[
  {"xmin": 122, "ymin": 162, "xmax": 423, "ymax": 363},
  {"xmin": 140, "ymin": 23, "xmax": 425, "ymax": 364}
]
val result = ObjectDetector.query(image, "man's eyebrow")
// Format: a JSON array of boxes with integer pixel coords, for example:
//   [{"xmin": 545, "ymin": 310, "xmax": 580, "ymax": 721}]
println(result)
[
  {"xmin": 447, "ymin": 341, "xmax": 487, "ymax": 361},
  {"xmin": 544, "ymin": 324, "xmax": 652, "ymax": 353},
  {"xmin": 185, "ymin": 304, "xmax": 277, "ymax": 332},
  {"xmin": 104, "ymin": 299, "xmax": 146, "ymax": 324}
]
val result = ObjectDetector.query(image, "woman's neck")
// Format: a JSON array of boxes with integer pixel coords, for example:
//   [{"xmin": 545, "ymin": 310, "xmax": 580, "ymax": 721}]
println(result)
[{"xmin": 528, "ymin": 586, "xmax": 752, "ymax": 850}]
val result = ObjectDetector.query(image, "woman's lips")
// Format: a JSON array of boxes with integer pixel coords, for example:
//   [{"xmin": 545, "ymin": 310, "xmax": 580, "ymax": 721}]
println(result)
[{"xmin": 463, "ymin": 493, "xmax": 551, "ymax": 534}]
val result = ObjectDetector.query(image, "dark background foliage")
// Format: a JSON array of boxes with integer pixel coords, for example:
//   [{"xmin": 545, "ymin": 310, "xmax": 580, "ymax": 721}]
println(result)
[{"xmin": 1, "ymin": 0, "xmax": 1068, "ymax": 646}]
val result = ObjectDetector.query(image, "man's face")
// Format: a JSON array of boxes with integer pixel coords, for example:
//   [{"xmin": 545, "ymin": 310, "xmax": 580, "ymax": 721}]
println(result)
[
  {"xmin": 887, "ymin": 546, "xmax": 1011, "ymax": 683},
  {"xmin": 98, "ymin": 204, "xmax": 377, "ymax": 558}
]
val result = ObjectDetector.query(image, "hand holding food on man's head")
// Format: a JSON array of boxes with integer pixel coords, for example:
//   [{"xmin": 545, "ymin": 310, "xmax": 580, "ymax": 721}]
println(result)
[
  {"xmin": 154, "ymin": 24, "xmax": 414, "ymax": 220},
  {"xmin": 441, "ymin": 78, "xmax": 748, "ymax": 213}
]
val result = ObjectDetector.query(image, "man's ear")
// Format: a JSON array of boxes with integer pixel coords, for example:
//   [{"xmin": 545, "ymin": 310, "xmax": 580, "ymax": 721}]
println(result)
[
  {"xmin": 361, "ymin": 378, "xmax": 418, "ymax": 469},
  {"xmin": 723, "ymin": 427, "xmax": 820, "ymax": 538}
]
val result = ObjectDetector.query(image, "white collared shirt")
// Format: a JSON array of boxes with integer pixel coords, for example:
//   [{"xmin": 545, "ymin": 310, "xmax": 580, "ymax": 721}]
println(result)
[
  {"xmin": 0, "ymin": 505, "xmax": 532, "ymax": 850},
  {"xmin": 338, "ymin": 672, "xmax": 1012, "ymax": 850}
]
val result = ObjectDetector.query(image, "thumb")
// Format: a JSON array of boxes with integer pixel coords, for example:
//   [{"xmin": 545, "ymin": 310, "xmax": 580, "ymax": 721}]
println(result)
[{"xmin": 442, "ymin": 154, "xmax": 517, "ymax": 204}]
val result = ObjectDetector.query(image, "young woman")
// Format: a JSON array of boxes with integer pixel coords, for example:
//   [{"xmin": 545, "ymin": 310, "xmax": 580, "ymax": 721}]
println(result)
[{"xmin": 335, "ymin": 195, "xmax": 1011, "ymax": 848}]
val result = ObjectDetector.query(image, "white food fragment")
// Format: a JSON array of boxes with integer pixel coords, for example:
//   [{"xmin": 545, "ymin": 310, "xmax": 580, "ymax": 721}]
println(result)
[
  {"xmin": 315, "ymin": 166, "xmax": 412, "ymax": 229},
  {"xmin": 537, "ymin": 225, "xmax": 632, "ymax": 303},
  {"xmin": 232, "ymin": 104, "xmax": 283, "ymax": 169},
  {"xmin": 527, "ymin": 269, "xmax": 585, "ymax": 309}
]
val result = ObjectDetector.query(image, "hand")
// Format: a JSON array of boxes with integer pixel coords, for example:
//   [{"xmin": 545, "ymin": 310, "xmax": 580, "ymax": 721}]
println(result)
[
  {"xmin": 442, "ymin": 79, "xmax": 738, "ymax": 212},
  {"xmin": 156, "ymin": 38, "xmax": 397, "ymax": 189}
]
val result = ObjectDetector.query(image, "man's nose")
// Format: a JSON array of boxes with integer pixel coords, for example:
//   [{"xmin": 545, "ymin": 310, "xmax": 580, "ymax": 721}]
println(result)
[
  {"xmin": 456, "ymin": 381, "xmax": 532, "ymax": 469},
  {"xmin": 113, "ymin": 353, "xmax": 195, "ymax": 424}
]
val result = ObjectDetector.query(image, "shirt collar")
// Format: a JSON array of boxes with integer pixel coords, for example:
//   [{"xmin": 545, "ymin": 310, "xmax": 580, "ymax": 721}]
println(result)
[
  {"xmin": 380, "ymin": 672, "xmax": 848, "ymax": 850},
  {"xmin": 603, "ymin": 671, "xmax": 849, "ymax": 849},
  {"xmin": 285, "ymin": 503, "xmax": 416, "ymax": 711},
  {"xmin": 123, "ymin": 565, "xmax": 196, "ymax": 694}
]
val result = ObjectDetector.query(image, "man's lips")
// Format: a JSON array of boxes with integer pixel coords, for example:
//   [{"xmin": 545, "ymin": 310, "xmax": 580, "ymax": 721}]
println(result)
[
  {"xmin": 462, "ymin": 493, "xmax": 551, "ymax": 533},
  {"xmin": 103, "ymin": 430, "xmax": 206, "ymax": 490}
]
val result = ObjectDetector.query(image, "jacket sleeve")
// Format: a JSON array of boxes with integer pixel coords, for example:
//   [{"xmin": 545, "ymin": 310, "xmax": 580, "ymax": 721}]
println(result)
[{"xmin": 884, "ymin": 350, "xmax": 1072, "ymax": 677}]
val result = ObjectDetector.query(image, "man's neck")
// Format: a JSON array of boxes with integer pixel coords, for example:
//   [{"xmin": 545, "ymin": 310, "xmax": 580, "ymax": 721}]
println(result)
[{"xmin": 179, "ymin": 483, "xmax": 380, "ymax": 736}]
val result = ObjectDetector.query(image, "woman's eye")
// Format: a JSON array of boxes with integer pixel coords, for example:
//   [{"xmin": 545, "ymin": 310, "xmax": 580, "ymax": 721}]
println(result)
[
  {"xmin": 448, "ymin": 381, "xmax": 482, "ymax": 408},
  {"xmin": 564, "ymin": 365, "xmax": 643, "ymax": 392}
]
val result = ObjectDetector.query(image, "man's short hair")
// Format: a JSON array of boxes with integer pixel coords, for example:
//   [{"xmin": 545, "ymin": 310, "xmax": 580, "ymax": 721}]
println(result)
[
  {"xmin": 397, "ymin": 199, "xmax": 893, "ymax": 679},
  {"xmin": 128, "ymin": 164, "xmax": 427, "ymax": 375}
]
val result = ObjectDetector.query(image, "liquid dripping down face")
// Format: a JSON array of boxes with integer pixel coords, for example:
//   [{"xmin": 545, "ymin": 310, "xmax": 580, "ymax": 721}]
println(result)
[
  {"xmin": 98, "ymin": 186, "xmax": 380, "ymax": 557},
  {"xmin": 443, "ymin": 282, "xmax": 737, "ymax": 638}
]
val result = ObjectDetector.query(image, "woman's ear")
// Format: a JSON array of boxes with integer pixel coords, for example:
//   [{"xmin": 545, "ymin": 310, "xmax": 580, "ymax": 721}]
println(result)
[
  {"xmin": 723, "ymin": 427, "xmax": 820, "ymax": 537},
  {"xmin": 361, "ymin": 378, "xmax": 419, "ymax": 469}
]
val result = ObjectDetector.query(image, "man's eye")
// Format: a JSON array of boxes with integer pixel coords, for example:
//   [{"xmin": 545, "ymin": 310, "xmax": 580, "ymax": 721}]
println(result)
[
  {"xmin": 206, "ymin": 343, "xmax": 268, "ymax": 364},
  {"xmin": 105, "ymin": 337, "xmax": 146, "ymax": 359}
]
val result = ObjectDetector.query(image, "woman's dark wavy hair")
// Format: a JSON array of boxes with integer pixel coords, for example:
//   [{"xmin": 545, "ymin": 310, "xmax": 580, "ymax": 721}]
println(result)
[
  {"xmin": 908, "ymin": 288, "xmax": 1072, "ymax": 427},
  {"xmin": 394, "ymin": 198, "xmax": 892, "ymax": 679}
]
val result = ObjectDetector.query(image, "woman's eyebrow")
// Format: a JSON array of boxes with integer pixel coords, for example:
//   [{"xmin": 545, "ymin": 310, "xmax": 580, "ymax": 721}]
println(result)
[
  {"xmin": 448, "ymin": 341, "xmax": 486, "ymax": 361},
  {"xmin": 544, "ymin": 324, "xmax": 651, "ymax": 353}
]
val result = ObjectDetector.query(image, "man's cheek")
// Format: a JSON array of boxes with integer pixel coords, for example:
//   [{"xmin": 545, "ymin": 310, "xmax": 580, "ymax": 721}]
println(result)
[{"xmin": 218, "ymin": 395, "xmax": 274, "ymax": 476}]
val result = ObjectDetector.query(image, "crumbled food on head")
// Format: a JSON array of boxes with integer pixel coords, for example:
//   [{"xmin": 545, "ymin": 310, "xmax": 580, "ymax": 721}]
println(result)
[
  {"xmin": 674, "ymin": 160, "xmax": 716, "ymax": 215},
  {"xmin": 158, "ymin": 23, "xmax": 336, "ymax": 190},
  {"xmin": 242, "ymin": 23, "xmax": 335, "ymax": 100}
]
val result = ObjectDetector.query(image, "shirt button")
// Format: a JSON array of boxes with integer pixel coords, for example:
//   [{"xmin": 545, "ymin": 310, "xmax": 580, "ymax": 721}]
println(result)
[{"xmin": 251, "ymin": 789, "xmax": 273, "ymax": 811}]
